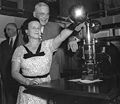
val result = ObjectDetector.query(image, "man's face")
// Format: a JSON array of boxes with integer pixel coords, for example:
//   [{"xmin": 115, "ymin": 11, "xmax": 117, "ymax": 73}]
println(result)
[
  {"xmin": 6, "ymin": 24, "xmax": 17, "ymax": 38},
  {"xmin": 34, "ymin": 6, "xmax": 49, "ymax": 26}
]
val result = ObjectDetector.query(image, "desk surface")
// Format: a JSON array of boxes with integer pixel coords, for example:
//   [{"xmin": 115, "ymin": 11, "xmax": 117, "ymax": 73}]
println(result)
[{"xmin": 24, "ymin": 77, "xmax": 119, "ymax": 101}]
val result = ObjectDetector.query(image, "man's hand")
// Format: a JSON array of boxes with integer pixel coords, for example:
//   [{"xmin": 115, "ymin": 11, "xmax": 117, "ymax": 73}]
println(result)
[
  {"xmin": 67, "ymin": 22, "xmax": 84, "ymax": 52},
  {"xmin": 68, "ymin": 36, "xmax": 79, "ymax": 52}
]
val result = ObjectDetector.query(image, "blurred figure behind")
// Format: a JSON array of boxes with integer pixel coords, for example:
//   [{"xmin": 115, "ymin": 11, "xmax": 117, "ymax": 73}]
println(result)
[{"xmin": 0, "ymin": 23, "xmax": 23, "ymax": 104}]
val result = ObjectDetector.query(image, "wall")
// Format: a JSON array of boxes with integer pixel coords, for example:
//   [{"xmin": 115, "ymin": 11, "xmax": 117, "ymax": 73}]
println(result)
[
  {"xmin": 59, "ymin": 0, "xmax": 100, "ymax": 17},
  {"xmin": 0, "ymin": 14, "xmax": 26, "ymax": 43}
]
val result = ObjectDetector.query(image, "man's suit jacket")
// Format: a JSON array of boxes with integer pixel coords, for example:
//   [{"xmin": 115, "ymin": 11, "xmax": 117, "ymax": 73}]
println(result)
[
  {"xmin": 42, "ymin": 21, "xmax": 61, "ymax": 41},
  {"xmin": 0, "ymin": 34, "xmax": 21, "ymax": 90}
]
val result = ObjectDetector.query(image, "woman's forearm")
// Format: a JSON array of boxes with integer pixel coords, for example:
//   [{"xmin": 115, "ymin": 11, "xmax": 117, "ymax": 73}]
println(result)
[
  {"xmin": 12, "ymin": 71, "xmax": 30, "ymax": 85},
  {"xmin": 53, "ymin": 29, "xmax": 73, "ymax": 49}
]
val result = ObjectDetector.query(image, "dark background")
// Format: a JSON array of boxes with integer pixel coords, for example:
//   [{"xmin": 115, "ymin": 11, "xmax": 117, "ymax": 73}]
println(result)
[{"xmin": 0, "ymin": 0, "xmax": 120, "ymax": 18}]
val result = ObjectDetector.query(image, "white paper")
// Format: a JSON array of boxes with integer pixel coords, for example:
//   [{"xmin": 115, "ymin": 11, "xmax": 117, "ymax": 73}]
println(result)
[{"xmin": 69, "ymin": 78, "xmax": 102, "ymax": 84}]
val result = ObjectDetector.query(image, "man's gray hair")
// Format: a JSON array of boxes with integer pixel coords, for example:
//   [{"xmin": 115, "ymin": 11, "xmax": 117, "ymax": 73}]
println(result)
[{"xmin": 34, "ymin": 2, "xmax": 49, "ymax": 10}]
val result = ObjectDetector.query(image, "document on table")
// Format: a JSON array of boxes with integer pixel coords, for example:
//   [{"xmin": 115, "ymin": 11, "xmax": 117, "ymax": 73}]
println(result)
[{"xmin": 68, "ymin": 78, "xmax": 103, "ymax": 84}]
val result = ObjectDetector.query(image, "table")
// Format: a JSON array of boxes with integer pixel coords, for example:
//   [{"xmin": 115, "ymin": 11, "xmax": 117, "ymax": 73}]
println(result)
[{"xmin": 24, "ymin": 76, "xmax": 120, "ymax": 104}]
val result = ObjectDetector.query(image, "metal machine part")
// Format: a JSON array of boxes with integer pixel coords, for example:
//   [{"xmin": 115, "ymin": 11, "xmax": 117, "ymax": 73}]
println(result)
[
  {"xmin": 68, "ymin": 3, "xmax": 111, "ymax": 80},
  {"xmin": 82, "ymin": 21, "xmax": 99, "ymax": 80},
  {"xmin": 69, "ymin": 4, "xmax": 101, "ymax": 80}
]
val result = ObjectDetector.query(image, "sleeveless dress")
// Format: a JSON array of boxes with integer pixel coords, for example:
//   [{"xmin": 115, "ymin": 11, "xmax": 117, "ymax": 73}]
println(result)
[{"xmin": 12, "ymin": 39, "xmax": 55, "ymax": 104}]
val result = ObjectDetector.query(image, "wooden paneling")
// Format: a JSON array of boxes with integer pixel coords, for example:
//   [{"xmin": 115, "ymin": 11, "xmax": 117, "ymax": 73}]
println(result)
[
  {"xmin": 22, "ymin": 0, "xmax": 60, "ymax": 18},
  {"xmin": 59, "ymin": 0, "xmax": 100, "ymax": 17},
  {"xmin": 59, "ymin": 0, "xmax": 76, "ymax": 17},
  {"xmin": 1, "ymin": 0, "xmax": 17, "ymax": 8},
  {"xmin": 23, "ymin": 0, "xmax": 39, "ymax": 12}
]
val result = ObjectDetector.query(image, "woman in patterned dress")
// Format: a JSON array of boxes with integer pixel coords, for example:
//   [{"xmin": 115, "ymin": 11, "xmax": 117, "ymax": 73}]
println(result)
[{"xmin": 11, "ymin": 17, "xmax": 75, "ymax": 104}]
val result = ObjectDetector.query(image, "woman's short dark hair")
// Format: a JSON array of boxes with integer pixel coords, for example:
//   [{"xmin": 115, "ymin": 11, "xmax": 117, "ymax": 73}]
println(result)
[{"xmin": 21, "ymin": 17, "xmax": 40, "ymax": 43}]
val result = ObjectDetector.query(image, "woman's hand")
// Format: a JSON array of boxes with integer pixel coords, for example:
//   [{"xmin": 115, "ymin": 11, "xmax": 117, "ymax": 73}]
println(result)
[
  {"xmin": 29, "ymin": 80, "xmax": 39, "ymax": 85},
  {"xmin": 25, "ymin": 78, "xmax": 43, "ymax": 85}
]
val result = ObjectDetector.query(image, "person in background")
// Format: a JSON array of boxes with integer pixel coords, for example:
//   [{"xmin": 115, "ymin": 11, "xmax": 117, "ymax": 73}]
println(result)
[
  {"xmin": 0, "ymin": 23, "xmax": 21, "ymax": 104},
  {"xmin": 11, "ymin": 17, "xmax": 78, "ymax": 104}
]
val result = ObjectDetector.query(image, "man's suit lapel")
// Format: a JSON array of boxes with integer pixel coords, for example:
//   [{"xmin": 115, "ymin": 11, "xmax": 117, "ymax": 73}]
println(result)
[{"xmin": 12, "ymin": 35, "xmax": 18, "ymax": 51}]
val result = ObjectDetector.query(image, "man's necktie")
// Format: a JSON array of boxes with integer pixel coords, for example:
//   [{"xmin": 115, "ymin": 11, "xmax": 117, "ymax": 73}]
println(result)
[{"xmin": 10, "ymin": 38, "xmax": 13, "ymax": 47}]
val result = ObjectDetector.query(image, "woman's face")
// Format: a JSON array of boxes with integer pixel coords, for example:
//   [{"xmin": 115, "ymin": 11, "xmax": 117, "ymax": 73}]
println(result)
[{"xmin": 26, "ymin": 21, "xmax": 42, "ymax": 39}]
